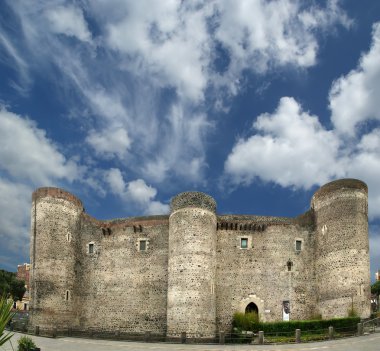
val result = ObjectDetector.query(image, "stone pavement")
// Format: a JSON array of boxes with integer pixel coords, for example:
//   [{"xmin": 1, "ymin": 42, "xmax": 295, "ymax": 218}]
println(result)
[{"xmin": 1, "ymin": 332, "xmax": 380, "ymax": 351}]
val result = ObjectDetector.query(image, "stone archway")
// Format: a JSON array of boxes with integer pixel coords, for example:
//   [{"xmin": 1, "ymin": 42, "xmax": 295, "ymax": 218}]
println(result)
[
  {"xmin": 245, "ymin": 302, "xmax": 259, "ymax": 314},
  {"xmin": 238, "ymin": 294, "xmax": 266, "ymax": 322}
]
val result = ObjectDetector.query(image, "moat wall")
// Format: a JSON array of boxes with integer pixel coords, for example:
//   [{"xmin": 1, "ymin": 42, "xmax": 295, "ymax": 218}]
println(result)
[{"xmin": 29, "ymin": 179, "xmax": 371, "ymax": 337}]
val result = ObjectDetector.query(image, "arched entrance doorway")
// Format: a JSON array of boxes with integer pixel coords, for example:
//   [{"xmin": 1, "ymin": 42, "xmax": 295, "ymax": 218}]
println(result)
[{"xmin": 245, "ymin": 302, "xmax": 259, "ymax": 314}]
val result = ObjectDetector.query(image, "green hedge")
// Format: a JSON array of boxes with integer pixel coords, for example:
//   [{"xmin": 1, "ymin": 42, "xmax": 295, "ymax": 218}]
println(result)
[{"xmin": 233, "ymin": 312, "xmax": 360, "ymax": 333}]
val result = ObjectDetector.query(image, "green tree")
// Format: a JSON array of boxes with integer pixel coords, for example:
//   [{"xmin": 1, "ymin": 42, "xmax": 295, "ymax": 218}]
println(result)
[
  {"xmin": 0, "ymin": 295, "xmax": 14, "ymax": 346},
  {"xmin": 371, "ymin": 281, "xmax": 380, "ymax": 296},
  {"xmin": 0, "ymin": 270, "xmax": 26, "ymax": 302}
]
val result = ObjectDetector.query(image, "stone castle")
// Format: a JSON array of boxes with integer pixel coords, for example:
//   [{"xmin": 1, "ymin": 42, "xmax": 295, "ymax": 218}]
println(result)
[{"xmin": 29, "ymin": 178, "xmax": 371, "ymax": 338}]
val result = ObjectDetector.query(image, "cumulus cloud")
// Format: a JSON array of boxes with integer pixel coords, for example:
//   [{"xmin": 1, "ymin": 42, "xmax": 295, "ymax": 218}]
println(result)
[
  {"xmin": 86, "ymin": 126, "xmax": 131, "ymax": 160},
  {"xmin": 0, "ymin": 106, "xmax": 81, "ymax": 268},
  {"xmin": 0, "ymin": 178, "xmax": 31, "ymax": 270},
  {"xmin": 45, "ymin": 5, "xmax": 92, "ymax": 42},
  {"xmin": 105, "ymin": 0, "xmax": 350, "ymax": 101},
  {"xmin": 224, "ymin": 97, "xmax": 343, "ymax": 189},
  {"xmin": 4, "ymin": 0, "xmax": 351, "ymax": 188},
  {"xmin": 329, "ymin": 22, "xmax": 380, "ymax": 135},
  {"xmin": 105, "ymin": 168, "xmax": 169, "ymax": 215},
  {"xmin": 0, "ymin": 106, "xmax": 79, "ymax": 185},
  {"xmin": 224, "ymin": 97, "xmax": 380, "ymax": 219}
]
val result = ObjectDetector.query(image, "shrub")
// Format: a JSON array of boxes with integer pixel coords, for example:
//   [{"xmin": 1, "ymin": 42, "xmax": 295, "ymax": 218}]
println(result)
[
  {"xmin": 0, "ymin": 295, "xmax": 14, "ymax": 346},
  {"xmin": 231, "ymin": 313, "xmax": 360, "ymax": 334},
  {"xmin": 17, "ymin": 335, "xmax": 36, "ymax": 351},
  {"xmin": 232, "ymin": 311, "xmax": 259, "ymax": 330}
]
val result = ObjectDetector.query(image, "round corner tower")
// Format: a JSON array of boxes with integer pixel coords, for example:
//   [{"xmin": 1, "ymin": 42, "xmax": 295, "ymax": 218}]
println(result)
[
  {"xmin": 30, "ymin": 187, "xmax": 83, "ymax": 331},
  {"xmin": 167, "ymin": 192, "xmax": 217, "ymax": 338},
  {"xmin": 311, "ymin": 179, "xmax": 370, "ymax": 319}
]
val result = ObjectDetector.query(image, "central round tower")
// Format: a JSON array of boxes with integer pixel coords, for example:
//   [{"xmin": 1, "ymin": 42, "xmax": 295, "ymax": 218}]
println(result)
[{"xmin": 167, "ymin": 192, "xmax": 217, "ymax": 338}]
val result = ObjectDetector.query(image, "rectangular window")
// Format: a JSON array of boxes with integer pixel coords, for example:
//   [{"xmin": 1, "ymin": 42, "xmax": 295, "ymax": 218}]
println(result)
[
  {"xmin": 139, "ymin": 240, "xmax": 147, "ymax": 251},
  {"xmin": 295, "ymin": 240, "xmax": 302, "ymax": 251},
  {"xmin": 241, "ymin": 238, "xmax": 248, "ymax": 249},
  {"xmin": 89, "ymin": 243, "xmax": 94, "ymax": 254}
]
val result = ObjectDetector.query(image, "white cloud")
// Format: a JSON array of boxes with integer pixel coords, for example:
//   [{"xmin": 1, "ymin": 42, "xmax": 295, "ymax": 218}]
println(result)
[
  {"xmin": 224, "ymin": 97, "xmax": 343, "ymax": 189},
  {"xmin": 0, "ymin": 178, "xmax": 31, "ymax": 257},
  {"xmin": 86, "ymin": 126, "xmax": 131, "ymax": 160},
  {"xmin": 0, "ymin": 106, "xmax": 82, "ymax": 269},
  {"xmin": 4, "ymin": 0, "xmax": 351, "ymax": 188},
  {"xmin": 105, "ymin": 168, "xmax": 126, "ymax": 194},
  {"xmin": 106, "ymin": 0, "xmax": 350, "ymax": 101},
  {"xmin": 0, "ymin": 32, "xmax": 30, "ymax": 93},
  {"xmin": 224, "ymin": 97, "xmax": 380, "ymax": 219},
  {"xmin": 104, "ymin": 169, "xmax": 169, "ymax": 215},
  {"xmin": 142, "ymin": 103, "xmax": 210, "ymax": 183},
  {"xmin": 127, "ymin": 179, "xmax": 157, "ymax": 204},
  {"xmin": 0, "ymin": 106, "xmax": 79, "ymax": 185},
  {"xmin": 213, "ymin": 0, "xmax": 350, "ymax": 94},
  {"xmin": 45, "ymin": 5, "xmax": 92, "ymax": 43},
  {"xmin": 329, "ymin": 22, "xmax": 380, "ymax": 135}
]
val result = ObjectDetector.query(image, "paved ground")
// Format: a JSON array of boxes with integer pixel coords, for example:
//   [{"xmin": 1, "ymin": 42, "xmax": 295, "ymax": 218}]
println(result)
[{"xmin": 1, "ymin": 332, "xmax": 380, "ymax": 351}]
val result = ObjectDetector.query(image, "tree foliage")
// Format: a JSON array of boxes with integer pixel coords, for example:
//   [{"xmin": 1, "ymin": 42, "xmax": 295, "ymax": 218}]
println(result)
[
  {"xmin": 371, "ymin": 281, "xmax": 380, "ymax": 295},
  {"xmin": 0, "ymin": 270, "xmax": 26, "ymax": 302}
]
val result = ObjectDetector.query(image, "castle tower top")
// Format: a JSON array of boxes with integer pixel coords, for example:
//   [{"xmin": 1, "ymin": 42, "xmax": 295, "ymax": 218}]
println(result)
[
  {"xmin": 32, "ymin": 187, "xmax": 83, "ymax": 209},
  {"xmin": 312, "ymin": 178, "xmax": 367, "ymax": 206},
  {"xmin": 170, "ymin": 191, "xmax": 216, "ymax": 213}
]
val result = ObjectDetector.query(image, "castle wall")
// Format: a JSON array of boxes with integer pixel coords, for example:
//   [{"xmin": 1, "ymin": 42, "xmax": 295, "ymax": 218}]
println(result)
[
  {"xmin": 29, "ymin": 178, "xmax": 371, "ymax": 338},
  {"xmin": 77, "ymin": 216, "xmax": 169, "ymax": 333},
  {"xmin": 215, "ymin": 216, "xmax": 316, "ymax": 332}
]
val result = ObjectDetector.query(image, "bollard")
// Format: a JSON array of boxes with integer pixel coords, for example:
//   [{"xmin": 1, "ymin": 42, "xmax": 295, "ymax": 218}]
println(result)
[
  {"xmin": 328, "ymin": 326, "xmax": 334, "ymax": 340},
  {"xmin": 357, "ymin": 322, "xmax": 363, "ymax": 336},
  {"xmin": 219, "ymin": 331, "xmax": 225, "ymax": 344},
  {"xmin": 258, "ymin": 331, "xmax": 264, "ymax": 344},
  {"xmin": 52, "ymin": 327, "xmax": 57, "ymax": 338},
  {"xmin": 35, "ymin": 325, "xmax": 40, "ymax": 336},
  {"xmin": 180, "ymin": 332, "xmax": 186, "ymax": 344},
  {"xmin": 295, "ymin": 329, "xmax": 301, "ymax": 343},
  {"xmin": 144, "ymin": 331, "xmax": 151, "ymax": 342}
]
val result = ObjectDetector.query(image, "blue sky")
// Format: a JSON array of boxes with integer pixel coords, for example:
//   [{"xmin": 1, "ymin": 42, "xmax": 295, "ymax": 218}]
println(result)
[{"xmin": 0, "ymin": 0, "xmax": 379, "ymax": 280}]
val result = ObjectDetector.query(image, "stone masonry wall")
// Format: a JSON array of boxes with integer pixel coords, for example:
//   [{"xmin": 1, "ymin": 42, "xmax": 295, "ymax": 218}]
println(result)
[
  {"xmin": 215, "ymin": 217, "xmax": 316, "ymax": 332},
  {"xmin": 167, "ymin": 192, "xmax": 217, "ymax": 337},
  {"xmin": 312, "ymin": 179, "xmax": 371, "ymax": 319},
  {"xmin": 29, "ymin": 179, "xmax": 371, "ymax": 337},
  {"xmin": 77, "ymin": 215, "xmax": 169, "ymax": 333},
  {"xmin": 30, "ymin": 189, "xmax": 83, "ymax": 330}
]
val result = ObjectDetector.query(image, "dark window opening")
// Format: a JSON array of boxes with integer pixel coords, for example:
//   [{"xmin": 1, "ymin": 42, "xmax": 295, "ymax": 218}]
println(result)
[
  {"xmin": 287, "ymin": 260, "xmax": 293, "ymax": 271},
  {"xmin": 139, "ymin": 240, "xmax": 147, "ymax": 251},
  {"xmin": 241, "ymin": 238, "xmax": 248, "ymax": 249},
  {"xmin": 245, "ymin": 302, "xmax": 258, "ymax": 314},
  {"xmin": 295, "ymin": 240, "xmax": 302, "ymax": 251},
  {"xmin": 65, "ymin": 290, "xmax": 69, "ymax": 301},
  {"xmin": 89, "ymin": 243, "xmax": 94, "ymax": 254}
]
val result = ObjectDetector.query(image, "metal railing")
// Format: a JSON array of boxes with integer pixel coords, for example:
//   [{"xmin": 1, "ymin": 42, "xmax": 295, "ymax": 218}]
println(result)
[{"xmin": 363, "ymin": 317, "xmax": 380, "ymax": 334}]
